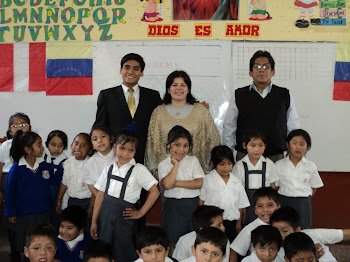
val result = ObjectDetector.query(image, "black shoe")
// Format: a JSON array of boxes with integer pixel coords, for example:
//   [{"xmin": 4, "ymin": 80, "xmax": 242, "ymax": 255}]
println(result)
[
  {"xmin": 311, "ymin": 18, "xmax": 321, "ymax": 25},
  {"xmin": 295, "ymin": 19, "xmax": 309, "ymax": 28}
]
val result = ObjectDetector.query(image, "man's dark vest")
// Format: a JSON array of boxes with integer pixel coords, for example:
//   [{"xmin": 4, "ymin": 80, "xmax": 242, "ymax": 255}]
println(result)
[{"xmin": 235, "ymin": 85, "xmax": 290, "ymax": 156}]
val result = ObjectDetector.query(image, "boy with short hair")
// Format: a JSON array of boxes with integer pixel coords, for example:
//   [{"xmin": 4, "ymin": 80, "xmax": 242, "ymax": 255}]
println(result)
[
  {"xmin": 173, "ymin": 205, "xmax": 230, "ymax": 262},
  {"xmin": 83, "ymin": 240, "xmax": 114, "ymax": 262},
  {"xmin": 135, "ymin": 226, "xmax": 175, "ymax": 262},
  {"xmin": 229, "ymin": 187, "xmax": 280, "ymax": 262},
  {"xmin": 242, "ymin": 225, "xmax": 282, "ymax": 262},
  {"xmin": 283, "ymin": 232, "xmax": 316, "ymax": 262},
  {"xmin": 56, "ymin": 205, "xmax": 93, "ymax": 262},
  {"xmin": 270, "ymin": 207, "xmax": 350, "ymax": 262},
  {"xmin": 24, "ymin": 223, "xmax": 58, "ymax": 262},
  {"xmin": 181, "ymin": 227, "xmax": 228, "ymax": 262}
]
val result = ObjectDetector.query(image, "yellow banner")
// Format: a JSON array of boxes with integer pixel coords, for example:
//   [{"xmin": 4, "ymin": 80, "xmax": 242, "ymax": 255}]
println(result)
[
  {"xmin": 46, "ymin": 42, "xmax": 93, "ymax": 59},
  {"xmin": 336, "ymin": 42, "xmax": 350, "ymax": 62},
  {"xmin": 0, "ymin": 0, "xmax": 348, "ymax": 42}
]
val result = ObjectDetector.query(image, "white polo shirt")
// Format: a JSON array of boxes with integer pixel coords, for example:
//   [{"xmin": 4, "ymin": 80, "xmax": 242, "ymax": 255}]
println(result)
[
  {"xmin": 276, "ymin": 157, "xmax": 324, "ymax": 197},
  {"xmin": 61, "ymin": 156, "xmax": 91, "ymax": 199},
  {"xmin": 0, "ymin": 139, "xmax": 13, "ymax": 172},
  {"xmin": 94, "ymin": 159, "xmax": 157, "ymax": 204},
  {"xmin": 200, "ymin": 170, "xmax": 250, "ymax": 221},
  {"xmin": 83, "ymin": 149, "xmax": 116, "ymax": 185},
  {"xmin": 232, "ymin": 155, "xmax": 278, "ymax": 189},
  {"xmin": 158, "ymin": 155, "xmax": 205, "ymax": 199}
]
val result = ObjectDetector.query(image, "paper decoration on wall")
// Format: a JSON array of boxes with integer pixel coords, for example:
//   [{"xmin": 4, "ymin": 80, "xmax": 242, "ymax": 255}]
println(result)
[
  {"xmin": 173, "ymin": 0, "xmax": 239, "ymax": 20},
  {"xmin": 294, "ymin": 0, "xmax": 321, "ymax": 28},
  {"xmin": 319, "ymin": 0, "xmax": 346, "ymax": 26},
  {"xmin": 0, "ymin": 42, "xmax": 93, "ymax": 96},
  {"xmin": 333, "ymin": 42, "xmax": 350, "ymax": 101},
  {"xmin": 248, "ymin": 0, "xmax": 272, "ymax": 21},
  {"xmin": 141, "ymin": 0, "xmax": 164, "ymax": 22}
]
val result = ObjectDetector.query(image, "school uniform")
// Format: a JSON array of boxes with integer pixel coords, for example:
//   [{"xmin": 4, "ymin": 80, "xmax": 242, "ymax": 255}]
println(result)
[
  {"xmin": 62, "ymin": 156, "xmax": 91, "ymax": 212},
  {"xmin": 5, "ymin": 157, "xmax": 61, "ymax": 252},
  {"xmin": 173, "ymin": 231, "xmax": 230, "ymax": 262},
  {"xmin": 135, "ymin": 258, "xmax": 175, "ymax": 262},
  {"xmin": 242, "ymin": 251, "xmax": 282, "ymax": 262},
  {"xmin": 56, "ymin": 232, "xmax": 93, "ymax": 262},
  {"xmin": 232, "ymin": 155, "xmax": 278, "ymax": 225},
  {"xmin": 158, "ymin": 155, "xmax": 205, "ymax": 243},
  {"xmin": 83, "ymin": 149, "xmax": 116, "ymax": 186},
  {"xmin": 94, "ymin": 159, "xmax": 158, "ymax": 262},
  {"xmin": 180, "ymin": 257, "xmax": 196, "ymax": 262},
  {"xmin": 276, "ymin": 156, "xmax": 324, "ymax": 229},
  {"xmin": 200, "ymin": 169, "xmax": 250, "ymax": 242},
  {"xmin": 230, "ymin": 218, "xmax": 267, "ymax": 257}
]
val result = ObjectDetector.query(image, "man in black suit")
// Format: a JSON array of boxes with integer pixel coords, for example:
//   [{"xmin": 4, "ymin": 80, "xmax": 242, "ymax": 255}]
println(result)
[{"xmin": 94, "ymin": 53, "xmax": 162, "ymax": 164}]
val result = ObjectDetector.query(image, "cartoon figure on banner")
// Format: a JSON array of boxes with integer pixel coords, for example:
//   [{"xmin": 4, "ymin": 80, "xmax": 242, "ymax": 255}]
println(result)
[
  {"xmin": 249, "ymin": 0, "xmax": 272, "ymax": 20},
  {"xmin": 141, "ymin": 0, "xmax": 164, "ymax": 22},
  {"xmin": 294, "ymin": 0, "xmax": 321, "ymax": 28},
  {"xmin": 173, "ymin": 0, "xmax": 239, "ymax": 20}
]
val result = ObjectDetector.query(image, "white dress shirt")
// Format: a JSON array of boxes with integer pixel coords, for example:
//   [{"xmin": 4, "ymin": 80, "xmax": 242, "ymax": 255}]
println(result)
[
  {"xmin": 0, "ymin": 139, "xmax": 13, "ymax": 172},
  {"xmin": 222, "ymin": 83, "xmax": 300, "ymax": 152},
  {"xmin": 276, "ymin": 156, "xmax": 324, "ymax": 197},
  {"xmin": 94, "ymin": 159, "xmax": 157, "ymax": 204},
  {"xmin": 232, "ymin": 155, "xmax": 279, "ymax": 189},
  {"xmin": 158, "ymin": 155, "xmax": 205, "ymax": 199},
  {"xmin": 200, "ymin": 170, "xmax": 250, "ymax": 221}
]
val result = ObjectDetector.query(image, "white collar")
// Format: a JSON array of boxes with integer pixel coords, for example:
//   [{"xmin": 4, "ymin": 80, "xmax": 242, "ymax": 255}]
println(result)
[
  {"xmin": 58, "ymin": 232, "xmax": 84, "ymax": 250},
  {"xmin": 97, "ymin": 148, "xmax": 115, "ymax": 159},
  {"xmin": 122, "ymin": 83, "xmax": 139, "ymax": 94},
  {"xmin": 18, "ymin": 156, "xmax": 44, "ymax": 171},
  {"xmin": 115, "ymin": 158, "xmax": 136, "ymax": 170}
]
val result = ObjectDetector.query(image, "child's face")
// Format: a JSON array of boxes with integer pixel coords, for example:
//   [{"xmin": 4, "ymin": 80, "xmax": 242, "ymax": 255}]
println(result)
[
  {"xmin": 115, "ymin": 142, "xmax": 136, "ymax": 167},
  {"xmin": 254, "ymin": 197, "xmax": 280, "ymax": 223},
  {"xmin": 47, "ymin": 135, "xmax": 65, "ymax": 157},
  {"xmin": 215, "ymin": 158, "xmax": 233, "ymax": 177},
  {"xmin": 243, "ymin": 137, "xmax": 266, "ymax": 162},
  {"xmin": 253, "ymin": 242, "xmax": 279, "ymax": 262},
  {"xmin": 192, "ymin": 242, "xmax": 225, "ymax": 262},
  {"xmin": 24, "ymin": 236, "xmax": 56, "ymax": 262},
  {"xmin": 168, "ymin": 137, "xmax": 189, "ymax": 162},
  {"xmin": 136, "ymin": 244, "xmax": 169, "ymax": 262},
  {"xmin": 210, "ymin": 215, "xmax": 225, "ymax": 233},
  {"xmin": 285, "ymin": 251, "xmax": 316, "ymax": 262},
  {"xmin": 87, "ymin": 258, "xmax": 113, "ymax": 262},
  {"xmin": 9, "ymin": 116, "xmax": 30, "ymax": 136},
  {"xmin": 287, "ymin": 136, "xmax": 309, "ymax": 160},
  {"xmin": 120, "ymin": 59, "xmax": 143, "ymax": 88},
  {"xmin": 71, "ymin": 135, "xmax": 91, "ymax": 160},
  {"xmin": 271, "ymin": 221, "xmax": 299, "ymax": 240},
  {"xmin": 59, "ymin": 221, "xmax": 83, "ymax": 242},
  {"xmin": 26, "ymin": 137, "xmax": 44, "ymax": 158},
  {"xmin": 91, "ymin": 129, "xmax": 113, "ymax": 155}
]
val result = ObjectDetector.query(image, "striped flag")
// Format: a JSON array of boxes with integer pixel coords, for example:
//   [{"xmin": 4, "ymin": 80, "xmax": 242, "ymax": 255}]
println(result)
[
  {"xmin": 334, "ymin": 42, "xmax": 350, "ymax": 101},
  {"xmin": 0, "ymin": 42, "xmax": 93, "ymax": 96}
]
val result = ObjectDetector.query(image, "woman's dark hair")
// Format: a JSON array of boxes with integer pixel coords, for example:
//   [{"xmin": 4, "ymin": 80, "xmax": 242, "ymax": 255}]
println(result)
[
  {"xmin": 249, "ymin": 50, "xmax": 275, "ymax": 71},
  {"xmin": 10, "ymin": 130, "xmax": 40, "ymax": 162},
  {"xmin": 45, "ymin": 130, "xmax": 68, "ymax": 150},
  {"xmin": 90, "ymin": 125, "xmax": 114, "ymax": 145},
  {"xmin": 7, "ymin": 112, "xmax": 31, "ymax": 139},
  {"xmin": 166, "ymin": 126, "xmax": 193, "ymax": 152},
  {"xmin": 163, "ymin": 70, "xmax": 198, "ymax": 105},
  {"xmin": 286, "ymin": 129, "xmax": 312, "ymax": 149},
  {"xmin": 210, "ymin": 145, "xmax": 235, "ymax": 168}
]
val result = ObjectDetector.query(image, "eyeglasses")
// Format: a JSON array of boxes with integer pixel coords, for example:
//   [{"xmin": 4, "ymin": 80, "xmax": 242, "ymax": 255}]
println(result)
[
  {"xmin": 253, "ymin": 64, "xmax": 271, "ymax": 70},
  {"xmin": 10, "ymin": 123, "xmax": 30, "ymax": 129}
]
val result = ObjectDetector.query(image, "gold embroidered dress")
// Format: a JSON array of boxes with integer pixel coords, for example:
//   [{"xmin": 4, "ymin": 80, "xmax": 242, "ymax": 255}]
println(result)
[{"xmin": 145, "ymin": 103, "xmax": 221, "ymax": 170}]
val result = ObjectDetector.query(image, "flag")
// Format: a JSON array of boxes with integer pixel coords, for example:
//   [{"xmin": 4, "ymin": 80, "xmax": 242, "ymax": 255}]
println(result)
[
  {"xmin": 45, "ymin": 42, "xmax": 93, "ymax": 96},
  {"xmin": 334, "ymin": 42, "xmax": 350, "ymax": 101}
]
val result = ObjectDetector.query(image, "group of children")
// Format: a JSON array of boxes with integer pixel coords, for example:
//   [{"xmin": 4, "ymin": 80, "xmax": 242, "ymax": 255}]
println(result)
[{"xmin": 0, "ymin": 108, "xmax": 345, "ymax": 262}]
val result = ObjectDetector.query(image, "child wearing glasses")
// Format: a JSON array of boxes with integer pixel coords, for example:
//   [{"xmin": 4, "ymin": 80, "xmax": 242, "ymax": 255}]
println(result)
[{"xmin": 0, "ymin": 112, "xmax": 31, "ymax": 262}]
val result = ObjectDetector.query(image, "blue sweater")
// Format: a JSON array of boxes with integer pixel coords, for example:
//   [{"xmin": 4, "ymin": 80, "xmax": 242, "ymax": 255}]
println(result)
[
  {"xmin": 56, "ymin": 232, "xmax": 93, "ymax": 262},
  {"xmin": 5, "ymin": 161, "xmax": 62, "ymax": 217}
]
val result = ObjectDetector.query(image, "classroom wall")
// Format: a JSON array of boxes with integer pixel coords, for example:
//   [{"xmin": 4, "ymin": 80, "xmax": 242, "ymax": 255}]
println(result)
[{"xmin": 147, "ymin": 172, "xmax": 350, "ymax": 229}]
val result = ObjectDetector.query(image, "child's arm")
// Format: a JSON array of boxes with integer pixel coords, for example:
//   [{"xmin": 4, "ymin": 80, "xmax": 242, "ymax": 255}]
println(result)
[
  {"xmin": 88, "ymin": 193, "xmax": 95, "ymax": 219},
  {"xmin": 270, "ymin": 182, "xmax": 277, "ymax": 190},
  {"xmin": 229, "ymin": 249, "xmax": 238, "ymax": 262},
  {"xmin": 161, "ymin": 157, "xmax": 179, "ymax": 190},
  {"xmin": 123, "ymin": 184, "xmax": 159, "ymax": 219},
  {"xmin": 88, "ymin": 184, "xmax": 98, "ymax": 197},
  {"xmin": 199, "ymin": 199, "xmax": 205, "ymax": 205},
  {"xmin": 343, "ymin": 229, "xmax": 350, "ymax": 241},
  {"xmin": 312, "ymin": 188, "xmax": 317, "ymax": 196},
  {"xmin": 236, "ymin": 208, "xmax": 243, "ymax": 233},
  {"xmin": 0, "ymin": 162, "xmax": 4, "ymax": 202},
  {"xmin": 56, "ymin": 183, "xmax": 67, "ymax": 213},
  {"xmin": 174, "ymin": 178, "xmax": 203, "ymax": 189},
  {"xmin": 91, "ymin": 190, "xmax": 104, "ymax": 240}
]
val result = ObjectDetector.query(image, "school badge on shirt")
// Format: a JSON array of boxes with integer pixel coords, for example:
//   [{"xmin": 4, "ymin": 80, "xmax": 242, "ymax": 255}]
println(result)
[
  {"xmin": 42, "ymin": 170, "xmax": 50, "ymax": 179},
  {"xmin": 79, "ymin": 250, "xmax": 84, "ymax": 259}
]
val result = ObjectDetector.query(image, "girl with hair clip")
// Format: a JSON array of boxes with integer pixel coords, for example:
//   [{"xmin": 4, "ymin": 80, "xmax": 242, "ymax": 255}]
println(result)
[
  {"xmin": 0, "ymin": 112, "xmax": 31, "ymax": 262},
  {"xmin": 5, "ymin": 130, "xmax": 62, "ymax": 258}
]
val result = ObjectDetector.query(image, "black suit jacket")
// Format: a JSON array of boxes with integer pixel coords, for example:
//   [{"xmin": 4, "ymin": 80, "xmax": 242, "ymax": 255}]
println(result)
[{"xmin": 94, "ymin": 85, "xmax": 162, "ymax": 164}]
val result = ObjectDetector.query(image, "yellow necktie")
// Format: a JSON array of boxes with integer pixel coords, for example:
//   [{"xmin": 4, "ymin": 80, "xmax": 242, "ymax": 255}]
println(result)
[{"xmin": 128, "ymin": 88, "xmax": 136, "ymax": 118}]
